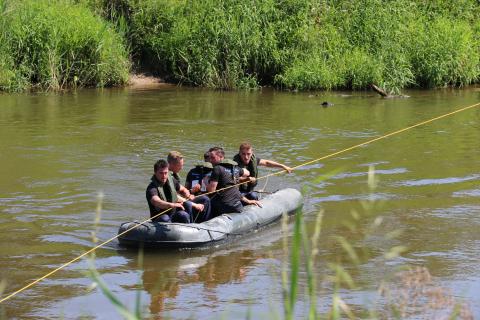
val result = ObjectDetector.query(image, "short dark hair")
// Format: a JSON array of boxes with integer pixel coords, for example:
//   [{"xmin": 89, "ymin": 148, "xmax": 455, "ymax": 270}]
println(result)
[
  {"xmin": 154, "ymin": 159, "xmax": 169, "ymax": 172},
  {"xmin": 204, "ymin": 151, "xmax": 210, "ymax": 162},
  {"xmin": 208, "ymin": 146, "xmax": 225, "ymax": 157}
]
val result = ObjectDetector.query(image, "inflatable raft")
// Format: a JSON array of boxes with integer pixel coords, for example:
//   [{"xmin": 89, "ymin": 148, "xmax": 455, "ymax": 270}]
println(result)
[{"xmin": 118, "ymin": 188, "xmax": 303, "ymax": 248}]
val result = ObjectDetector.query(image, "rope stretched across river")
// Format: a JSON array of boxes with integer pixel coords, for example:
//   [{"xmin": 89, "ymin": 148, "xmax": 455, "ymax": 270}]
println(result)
[{"xmin": 1, "ymin": 101, "xmax": 479, "ymax": 304}]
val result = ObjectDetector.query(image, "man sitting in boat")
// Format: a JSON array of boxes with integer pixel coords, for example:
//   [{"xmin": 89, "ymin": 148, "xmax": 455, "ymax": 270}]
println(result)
[
  {"xmin": 146, "ymin": 159, "xmax": 191, "ymax": 223},
  {"xmin": 167, "ymin": 151, "xmax": 211, "ymax": 223},
  {"xmin": 233, "ymin": 142, "xmax": 293, "ymax": 201},
  {"xmin": 185, "ymin": 151, "xmax": 213, "ymax": 196},
  {"xmin": 207, "ymin": 147, "xmax": 261, "ymax": 218}
]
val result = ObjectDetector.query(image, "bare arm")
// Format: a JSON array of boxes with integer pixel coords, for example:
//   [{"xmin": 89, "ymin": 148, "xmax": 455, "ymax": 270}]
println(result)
[
  {"xmin": 151, "ymin": 195, "xmax": 185, "ymax": 210},
  {"xmin": 242, "ymin": 196, "xmax": 262, "ymax": 207},
  {"xmin": 186, "ymin": 180, "xmax": 202, "ymax": 195},
  {"xmin": 178, "ymin": 184, "xmax": 194, "ymax": 200},
  {"xmin": 238, "ymin": 169, "xmax": 251, "ymax": 183},
  {"xmin": 237, "ymin": 168, "xmax": 252, "ymax": 188},
  {"xmin": 239, "ymin": 168, "xmax": 256, "ymax": 185},
  {"xmin": 178, "ymin": 185, "xmax": 203, "ymax": 210},
  {"xmin": 207, "ymin": 180, "xmax": 218, "ymax": 193},
  {"xmin": 241, "ymin": 168, "xmax": 250, "ymax": 177},
  {"xmin": 259, "ymin": 159, "xmax": 293, "ymax": 173}
]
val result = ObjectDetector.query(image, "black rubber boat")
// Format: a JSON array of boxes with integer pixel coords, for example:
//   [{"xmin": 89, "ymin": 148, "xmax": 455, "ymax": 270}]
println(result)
[{"xmin": 117, "ymin": 188, "xmax": 303, "ymax": 248}]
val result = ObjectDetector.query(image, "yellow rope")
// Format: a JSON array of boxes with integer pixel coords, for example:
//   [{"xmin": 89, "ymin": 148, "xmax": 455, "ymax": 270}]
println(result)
[{"xmin": 1, "ymin": 101, "xmax": 479, "ymax": 304}]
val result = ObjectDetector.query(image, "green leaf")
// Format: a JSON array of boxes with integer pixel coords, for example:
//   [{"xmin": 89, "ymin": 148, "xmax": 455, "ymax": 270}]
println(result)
[{"xmin": 87, "ymin": 261, "xmax": 141, "ymax": 320}]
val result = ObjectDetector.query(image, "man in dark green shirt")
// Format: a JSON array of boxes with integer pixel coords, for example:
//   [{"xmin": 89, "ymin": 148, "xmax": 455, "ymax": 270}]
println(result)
[
  {"xmin": 146, "ymin": 159, "xmax": 190, "ymax": 222},
  {"xmin": 234, "ymin": 142, "xmax": 293, "ymax": 201}
]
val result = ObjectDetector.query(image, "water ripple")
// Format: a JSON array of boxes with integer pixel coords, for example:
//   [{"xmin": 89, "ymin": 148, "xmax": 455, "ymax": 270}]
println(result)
[
  {"xmin": 452, "ymin": 188, "xmax": 480, "ymax": 197},
  {"xmin": 428, "ymin": 205, "xmax": 480, "ymax": 220},
  {"xmin": 331, "ymin": 167, "xmax": 408, "ymax": 180},
  {"xmin": 395, "ymin": 174, "xmax": 480, "ymax": 187},
  {"xmin": 310, "ymin": 192, "xmax": 397, "ymax": 204}
]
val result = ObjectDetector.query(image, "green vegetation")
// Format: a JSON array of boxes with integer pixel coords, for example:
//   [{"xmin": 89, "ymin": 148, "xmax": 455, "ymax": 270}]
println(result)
[
  {"xmin": 1, "ymin": 0, "xmax": 480, "ymax": 92},
  {"xmin": 277, "ymin": 0, "xmax": 480, "ymax": 93},
  {"xmin": 0, "ymin": 0, "xmax": 129, "ymax": 91},
  {"xmin": 109, "ymin": 0, "xmax": 480, "ymax": 93},
  {"xmin": 122, "ymin": 0, "xmax": 313, "ymax": 89}
]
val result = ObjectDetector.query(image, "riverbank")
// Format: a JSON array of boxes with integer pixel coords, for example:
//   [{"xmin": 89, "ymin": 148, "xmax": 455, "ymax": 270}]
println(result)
[
  {"xmin": 128, "ymin": 73, "xmax": 165, "ymax": 88},
  {"xmin": 1, "ymin": 0, "xmax": 479, "ymax": 93}
]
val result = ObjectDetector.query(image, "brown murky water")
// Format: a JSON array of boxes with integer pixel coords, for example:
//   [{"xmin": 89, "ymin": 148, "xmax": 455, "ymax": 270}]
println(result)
[{"xmin": 1, "ymin": 86, "xmax": 479, "ymax": 318}]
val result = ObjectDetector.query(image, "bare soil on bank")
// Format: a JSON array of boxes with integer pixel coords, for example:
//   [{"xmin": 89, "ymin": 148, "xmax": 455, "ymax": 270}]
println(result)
[{"xmin": 128, "ymin": 73, "xmax": 170, "ymax": 88}]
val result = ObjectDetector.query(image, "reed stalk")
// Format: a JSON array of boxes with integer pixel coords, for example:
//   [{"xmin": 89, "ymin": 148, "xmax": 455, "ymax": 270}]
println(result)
[{"xmin": 86, "ymin": 192, "xmax": 143, "ymax": 320}]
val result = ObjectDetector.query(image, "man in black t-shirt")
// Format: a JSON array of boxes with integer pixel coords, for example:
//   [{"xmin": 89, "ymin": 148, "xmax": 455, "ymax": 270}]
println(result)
[
  {"xmin": 146, "ymin": 159, "xmax": 190, "ymax": 223},
  {"xmin": 207, "ymin": 147, "xmax": 261, "ymax": 217}
]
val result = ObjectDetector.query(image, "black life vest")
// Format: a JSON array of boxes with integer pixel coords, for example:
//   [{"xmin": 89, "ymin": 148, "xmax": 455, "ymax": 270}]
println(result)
[
  {"xmin": 189, "ymin": 162, "xmax": 213, "ymax": 193},
  {"xmin": 194, "ymin": 161, "xmax": 213, "ymax": 179},
  {"xmin": 153, "ymin": 173, "xmax": 178, "ymax": 203},
  {"xmin": 217, "ymin": 159, "xmax": 239, "ymax": 184}
]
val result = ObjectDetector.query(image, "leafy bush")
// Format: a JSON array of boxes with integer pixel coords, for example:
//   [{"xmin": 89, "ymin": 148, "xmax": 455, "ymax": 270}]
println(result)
[
  {"xmin": 408, "ymin": 18, "xmax": 480, "ymax": 87},
  {"xmin": 276, "ymin": 0, "xmax": 479, "ymax": 93}
]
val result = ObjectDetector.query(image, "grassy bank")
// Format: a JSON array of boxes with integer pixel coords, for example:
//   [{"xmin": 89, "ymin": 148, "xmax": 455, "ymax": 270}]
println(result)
[
  {"xmin": 0, "ymin": 0, "xmax": 129, "ymax": 91},
  {"xmin": 121, "ymin": 0, "xmax": 314, "ymax": 89},
  {"xmin": 1, "ymin": 0, "xmax": 479, "ymax": 92},
  {"xmin": 279, "ymin": 0, "xmax": 480, "ymax": 93},
  {"xmin": 91, "ymin": 0, "xmax": 480, "ymax": 93}
]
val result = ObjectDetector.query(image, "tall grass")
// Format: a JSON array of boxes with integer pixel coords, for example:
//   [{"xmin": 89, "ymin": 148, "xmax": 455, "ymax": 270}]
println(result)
[
  {"xmin": 122, "ymin": 0, "xmax": 480, "ymax": 92},
  {"xmin": 86, "ymin": 192, "xmax": 143, "ymax": 320},
  {"xmin": 124, "ymin": 0, "xmax": 314, "ymax": 89},
  {"xmin": 0, "ymin": 0, "xmax": 129, "ymax": 91},
  {"xmin": 408, "ymin": 18, "xmax": 479, "ymax": 88},
  {"xmin": 2, "ymin": 0, "xmax": 479, "ymax": 92},
  {"xmin": 91, "ymin": 0, "xmax": 479, "ymax": 93},
  {"xmin": 278, "ymin": 0, "xmax": 479, "ymax": 93},
  {"xmin": 0, "ymin": 279, "xmax": 5, "ymax": 319}
]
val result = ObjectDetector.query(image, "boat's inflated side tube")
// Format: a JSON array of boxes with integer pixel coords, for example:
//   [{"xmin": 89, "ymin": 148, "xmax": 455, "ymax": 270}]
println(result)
[{"xmin": 118, "ymin": 188, "xmax": 303, "ymax": 248}]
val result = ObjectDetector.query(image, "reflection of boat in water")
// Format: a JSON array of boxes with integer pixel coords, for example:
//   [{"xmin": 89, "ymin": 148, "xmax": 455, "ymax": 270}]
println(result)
[
  {"xmin": 117, "ymin": 188, "xmax": 303, "ymax": 249},
  {"xmin": 133, "ymin": 248, "xmax": 264, "ymax": 317}
]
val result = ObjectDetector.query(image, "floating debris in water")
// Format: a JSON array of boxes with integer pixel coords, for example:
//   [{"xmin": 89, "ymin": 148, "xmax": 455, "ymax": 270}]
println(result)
[{"xmin": 321, "ymin": 101, "xmax": 334, "ymax": 107}]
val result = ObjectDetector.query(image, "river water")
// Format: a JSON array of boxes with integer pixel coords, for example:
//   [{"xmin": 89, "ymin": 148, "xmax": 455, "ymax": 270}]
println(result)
[{"xmin": 0, "ymin": 85, "xmax": 479, "ymax": 319}]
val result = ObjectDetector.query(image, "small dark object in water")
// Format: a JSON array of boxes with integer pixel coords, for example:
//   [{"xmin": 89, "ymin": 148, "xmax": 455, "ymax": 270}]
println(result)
[{"xmin": 321, "ymin": 101, "xmax": 334, "ymax": 107}]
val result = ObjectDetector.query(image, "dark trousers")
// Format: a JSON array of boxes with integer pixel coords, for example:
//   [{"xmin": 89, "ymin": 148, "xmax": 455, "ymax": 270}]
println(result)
[
  {"xmin": 153, "ymin": 208, "xmax": 190, "ymax": 223},
  {"xmin": 211, "ymin": 198, "xmax": 243, "ymax": 218},
  {"xmin": 242, "ymin": 191, "xmax": 259, "ymax": 201},
  {"xmin": 183, "ymin": 195, "xmax": 211, "ymax": 223}
]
